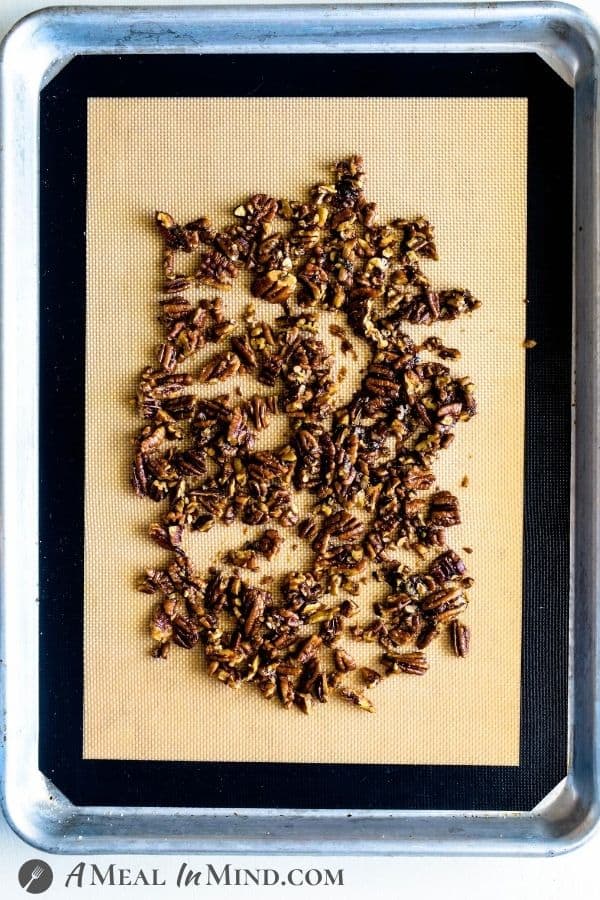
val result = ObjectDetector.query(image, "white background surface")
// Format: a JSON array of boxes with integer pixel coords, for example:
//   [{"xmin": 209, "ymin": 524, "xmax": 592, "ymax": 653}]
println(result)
[{"xmin": 1, "ymin": 1, "xmax": 598, "ymax": 897}]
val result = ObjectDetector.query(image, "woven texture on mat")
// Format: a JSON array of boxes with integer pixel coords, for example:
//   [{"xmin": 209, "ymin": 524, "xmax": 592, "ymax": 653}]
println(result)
[{"xmin": 84, "ymin": 97, "xmax": 527, "ymax": 765}]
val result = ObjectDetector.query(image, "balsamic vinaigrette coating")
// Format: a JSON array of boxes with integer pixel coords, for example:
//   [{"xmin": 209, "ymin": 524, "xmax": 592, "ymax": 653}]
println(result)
[{"xmin": 134, "ymin": 156, "xmax": 477, "ymax": 713}]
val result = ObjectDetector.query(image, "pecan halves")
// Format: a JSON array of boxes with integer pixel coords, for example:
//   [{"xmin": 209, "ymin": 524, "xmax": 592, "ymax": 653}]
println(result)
[
  {"xmin": 196, "ymin": 250, "xmax": 238, "ymax": 288},
  {"xmin": 248, "ymin": 528, "xmax": 284, "ymax": 561},
  {"xmin": 172, "ymin": 615, "xmax": 201, "ymax": 649},
  {"xmin": 231, "ymin": 335, "xmax": 258, "ymax": 371},
  {"xmin": 429, "ymin": 550, "xmax": 467, "ymax": 584},
  {"xmin": 450, "ymin": 620, "xmax": 470, "ymax": 657},
  {"xmin": 150, "ymin": 607, "xmax": 173, "ymax": 645},
  {"xmin": 198, "ymin": 351, "xmax": 241, "ymax": 383},
  {"xmin": 137, "ymin": 156, "xmax": 479, "ymax": 714},
  {"xmin": 338, "ymin": 687, "xmax": 375, "ymax": 712},
  {"xmin": 382, "ymin": 651, "xmax": 429, "ymax": 676},
  {"xmin": 429, "ymin": 491, "xmax": 461, "ymax": 527},
  {"xmin": 251, "ymin": 270, "xmax": 297, "ymax": 304},
  {"xmin": 155, "ymin": 211, "xmax": 200, "ymax": 252}
]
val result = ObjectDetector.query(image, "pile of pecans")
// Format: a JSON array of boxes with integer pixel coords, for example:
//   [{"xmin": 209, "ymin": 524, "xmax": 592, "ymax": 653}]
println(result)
[{"xmin": 133, "ymin": 156, "xmax": 478, "ymax": 714}]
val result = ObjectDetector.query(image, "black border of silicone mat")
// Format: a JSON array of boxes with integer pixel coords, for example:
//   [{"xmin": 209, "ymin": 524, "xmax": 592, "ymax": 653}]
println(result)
[{"xmin": 38, "ymin": 53, "xmax": 572, "ymax": 810}]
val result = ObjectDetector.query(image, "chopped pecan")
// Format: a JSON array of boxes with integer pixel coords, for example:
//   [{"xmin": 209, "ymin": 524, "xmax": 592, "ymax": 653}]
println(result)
[
  {"xmin": 198, "ymin": 351, "xmax": 241, "ymax": 383},
  {"xmin": 137, "ymin": 156, "xmax": 479, "ymax": 714},
  {"xmin": 248, "ymin": 528, "xmax": 283, "ymax": 561},
  {"xmin": 243, "ymin": 587, "xmax": 267, "ymax": 636},
  {"xmin": 196, "ymin": 250, "xmax": 237, "ymax": 288},
  {"xmin": 231, "ymin": 334, "xmax": 258, "ymax": 370},
  {"xmin": 172, "ymin": 615, "xmax": 200, "ymax": 649},
  {"xmin": 382, "ymin": 651, "xmax": 429, "ymax": 675},
  {"xmin": 429, "ymin": 491, "xmax": 461, "ymax": 527},
  {"xmin": 225, "ymin": 548, "xmax": 260, "ymax": 571},
  {"xmin": 251, "ymin": 270, "xmax": 297, "ymax": 304},
  {"xmin": 429, "ymin": 550, "xmax": 466, "ymax": 584},
  {"xmin": 155, "ymin": 211, "xmax": 200, "ymax": 252},
  {"xmin": 150, "ymin": 607, "xmax": 173, "ymax": 645},
  {"xmin": 338, "ymin": 687, "xmax": 374, "ymax": 713},
  {"xmin": 333, "ymin": 648, "xmax": 357, "ymax": 672},
  {"xmin": 450, "ymin": 620, "xmax": 470, "ymax": 657},
  {"xmin": 360, "ymin": 667, "xmax": 382, "ymax": 688},
  {"xmin": 148, "ymin": 523, "xmax": 183, "ymax": 550}
]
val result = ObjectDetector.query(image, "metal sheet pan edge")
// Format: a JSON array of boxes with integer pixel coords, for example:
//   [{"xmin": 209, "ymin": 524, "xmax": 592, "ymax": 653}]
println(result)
[{"xmin": 1, "ymin": 2, "xmax": 599, "ymax": 856}]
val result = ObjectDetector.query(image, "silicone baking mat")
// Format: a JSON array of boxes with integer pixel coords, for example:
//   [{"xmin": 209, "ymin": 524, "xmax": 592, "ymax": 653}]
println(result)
[
  {"xmin": 38, "ymin": 53, "xmax": 571, "ymax": 809},
  {"xmin": 84, "ymin": 96, "xmax": 526, "ymax": 765}
]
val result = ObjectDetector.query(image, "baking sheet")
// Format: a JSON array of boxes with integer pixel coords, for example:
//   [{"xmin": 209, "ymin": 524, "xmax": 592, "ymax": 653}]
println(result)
[{"xmin": 84, "ymin": 96, "xmax": 527, "ymax": 765}]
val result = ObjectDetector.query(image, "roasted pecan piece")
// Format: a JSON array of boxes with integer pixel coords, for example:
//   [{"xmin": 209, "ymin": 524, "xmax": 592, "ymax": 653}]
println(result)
[
  {"xmin": 251, "ymin": 270, "xmax": 297, "ymax": 304},
  {"xmin": 148, "ymin": 523, "xmax": 184, "ymax": 550},
  {"xmin": 333, "ymin": 648, "xmax": 356, "ymax": 673},
  {"xmin": 416, "ymin": 621, "xmax": 440, "ymax": 649},
  {"xmin": 429, "ymin": 491, "xmax": 461, "ymax": 527},
  {"xmin": 225, "ymin": 548, "xmax": 260, "ymax": 571},
  {"xmin": 360, "ymin": 667, "xmax": 382, "ymax": 688},
  {"xmin": 429, "ymin": 549, "xmax": 467, "ymax": 584},
  {"xmin": 295, "ymin": 634, "xmax": 323, "ymax": 665},
  {"xmin": 450, "ymin": 620, "xmax": 470, "ymax": 657},
  {"xmin": 150, "ymin": 607, "xmax": 173, "ymax": 645},
  {"xmin": 243, "ymin": 587, "xmax": 268, "ymax": 637},
  {"xmin": 338, "ymin": 687, "xmax": 374, "ymax": 712},
  {"xmin": 155, "ymin": 211, "xmax": 200, "ymax": 252},
  {"xmin": 231, "ymin": 334, "xmax": 258, "ymax": 370},
  {"xmin": 236, "ymin": 193, "xmax": 279, "ymax": 229},
  {"xmin": 249, "ymin": 528, "xmax": 283, "ymax": 561},
  {"xmin": 172, "ymin": 615, "xmax": 201, "ymax": 649},
  {"xmin": 395, "ymin": 216, "xmax": 438, "ymax": 260},
  {"xmin": 245, "ymin": 394, "xmax": 276, "ymax": 430},
  {"xmin": 198, "ymin": 351, "xmax": 241, "ymax": 383},
  {"xmin": 382, "ymin": 651, "xmax": 429, "ymax": 675},
  {"xmin": 277, "ymin": 674, "xmax": 295, "ymax": 709},
  {"xmin": 297, "ymin": 258, "xmax": 329, "ymax": 305},
  {"xmin": 439, "ymin": 288, "xmax": 481, "ymax": 320},
  {"xmin": 195, "ymin": 250, "xmax": 237, "ymax": 288}
]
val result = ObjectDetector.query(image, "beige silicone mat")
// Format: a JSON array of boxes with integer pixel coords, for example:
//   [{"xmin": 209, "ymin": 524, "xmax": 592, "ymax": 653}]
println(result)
[{"xmin": 84, "ymin": 97, "xmax": 527, "ymax": 765}]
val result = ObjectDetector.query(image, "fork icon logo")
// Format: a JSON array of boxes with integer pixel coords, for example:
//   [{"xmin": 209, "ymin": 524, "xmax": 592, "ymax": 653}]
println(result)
[{"xmin": 18, "ymin": 860, "xmax": 53, "ymax": 894}]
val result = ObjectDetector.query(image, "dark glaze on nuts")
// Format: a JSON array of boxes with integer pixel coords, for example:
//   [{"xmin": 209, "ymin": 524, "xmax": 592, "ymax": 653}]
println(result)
[{"xmin": 136, "ymin": 157, "xmax": 479, "ymax": 713}]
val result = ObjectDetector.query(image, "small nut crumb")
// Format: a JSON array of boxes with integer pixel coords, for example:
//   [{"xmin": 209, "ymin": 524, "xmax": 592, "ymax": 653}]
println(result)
[
  {"xmin": 338, "ymin": 687, "xmax": 375, "ymax": 713},
  {"xmin": 360, "ymin": 667, "xmax": 382, "ymax": 688}
]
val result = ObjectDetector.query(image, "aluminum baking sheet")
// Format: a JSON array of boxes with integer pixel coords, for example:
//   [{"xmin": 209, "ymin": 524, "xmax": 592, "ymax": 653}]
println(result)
[{"xmin": 1, "ymin": 2, "xmax": 599, "ymax": 855}]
